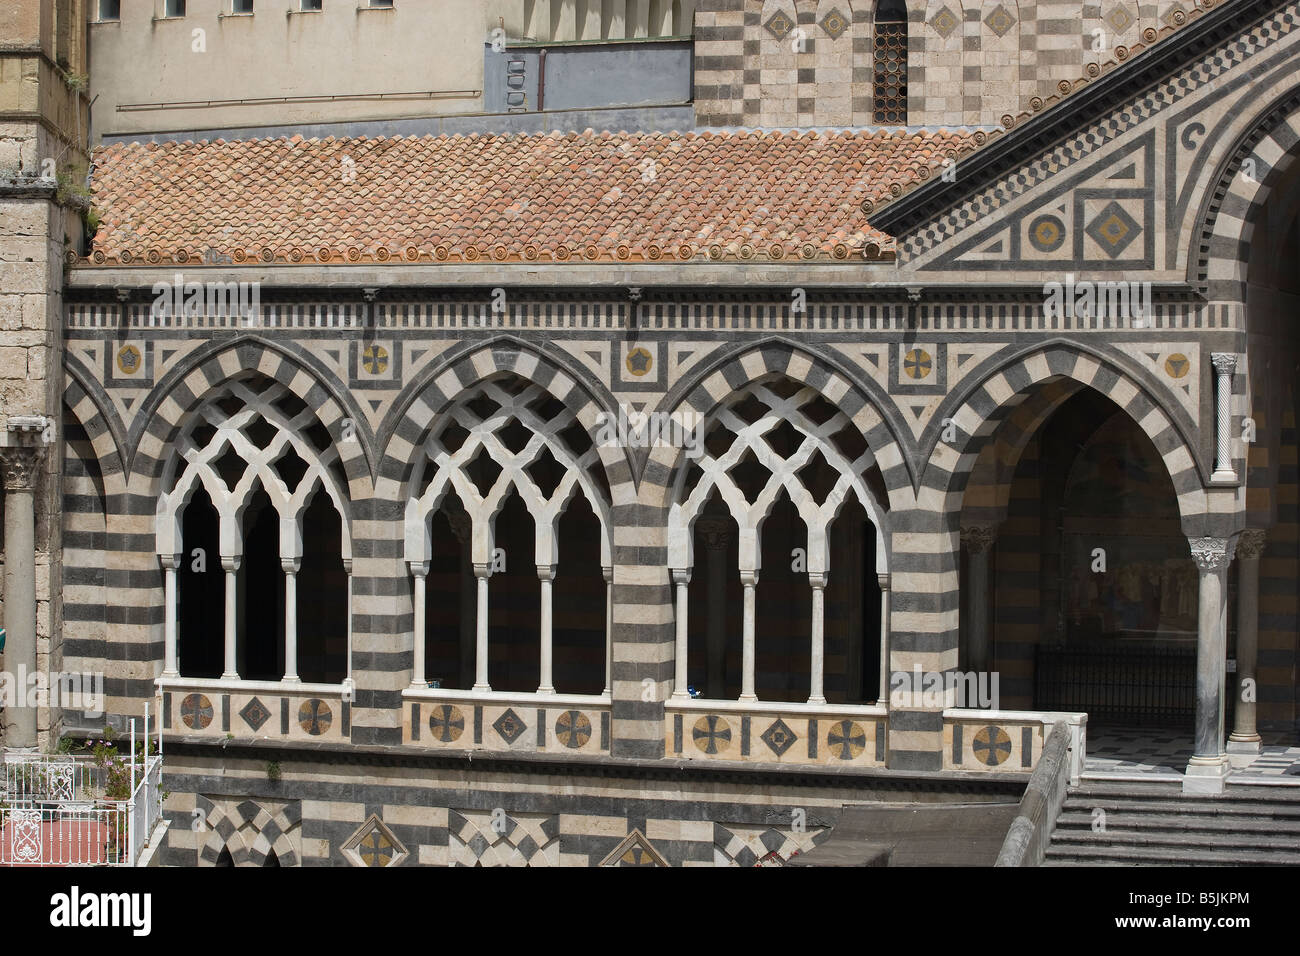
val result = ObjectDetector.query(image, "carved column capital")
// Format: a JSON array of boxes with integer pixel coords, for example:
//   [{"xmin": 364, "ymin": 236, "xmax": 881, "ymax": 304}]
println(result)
[
  {"xmin": 671, "ymin": 567, "xmax": 691, "ymax": 586},
  {"xmin": 1210, "ymin": 352, "xmax": 1238, "ymax": 376},
  {"xmin": 0, "ymin": 443, "xmax": 45, "ymax": 492},
  {"xmin": 960, "ymin": 525, "xmax": 997, "ymax": 555},
  {"xmin": 1236, "ymin": 528, "xmax": 1267, "ymax": 561},
  {"xmin": 1189, "ymin": 536, "xmax": 1235, "ymax": 573}
]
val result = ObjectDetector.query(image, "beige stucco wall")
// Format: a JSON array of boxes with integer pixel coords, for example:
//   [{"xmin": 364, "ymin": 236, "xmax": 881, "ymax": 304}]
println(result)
[{"xmin": 88, "ymin": 0, "xmax": 523, "ymax": 141}]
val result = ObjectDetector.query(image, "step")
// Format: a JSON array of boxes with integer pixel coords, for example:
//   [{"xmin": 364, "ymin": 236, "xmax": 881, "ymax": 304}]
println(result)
[
  {"xmin": 1042, "ymin": 843, "xmax": 1299, "ymax": 866},
  {"xmin": 1059, "ymin": 797, "xmax": 1300, "ymax": 819},
  {"xmin": 1054, "ymin": 810, "xmax": 1300, "ymax": 835},
  {"xmin": 1047, "ymin": 828, "xmax": 1300, "ymax": 853}
]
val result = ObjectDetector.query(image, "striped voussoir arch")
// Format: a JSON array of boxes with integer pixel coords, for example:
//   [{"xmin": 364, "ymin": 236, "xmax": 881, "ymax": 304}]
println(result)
[
  {"xmin": 884, "ymin": 343, "xmax": 1212, "ymax": 770},
  {"xmin": 89, "ymin": 340, "xmax": 371, "ymax": 728},
  {"xmin": 644, "ymin": 341, "xmax": 917, "ymax": 759},
  {"xmin": 358, "ymin": 342, "xmax": 632, "ymax": 748},
  {"xmin": 958, "ymin": 377, "xmax": 1083, "ymax": 530},
  {"xmin": 1195, "ymin": 85, "xmax": 1300, "ymax": 291}
]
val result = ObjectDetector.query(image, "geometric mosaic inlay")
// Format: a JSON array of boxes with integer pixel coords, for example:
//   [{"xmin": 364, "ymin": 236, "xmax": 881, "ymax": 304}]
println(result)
[
  {"xmin": 555, "ymin": 710, "xmax": 592, "ymax": 749},
  {"xmin": 819, "ymin": 7, "xmax": 848, "ymax": 40},
  {"xmin": 180, "ymin": 693, "xmax": 214, "ymax": 730},
  {"xmin": 984, "ymin": 3, "xmax": 1016, "ymax": 37},
  {"xmin": 692, "ymin": 715, "xmax": 732, "ymax": 755},
  {"xmin": 760, "ymin": 718, "xmax": 798, "ymax": 757},
  {"xmin": 298, "ymin": 698, "xmax": 332, "ymax": 736},
  {"xmin": 341, "ymin": 814, "xmax": 409, "ymax": 868},
  {"xmin": 493, "ymin": 707, "xmax": 527, "ymax": 745},
  {"xmin": 972, "ymin": 725, "xmax": 1013, "ymax": 766},
  {"xmin": 929, "ymin": 5, "xmax": 959, "ymax": 40},
  {"xmin": 239, "ymin": 697, "xmax": 272, "ymax": 732},
  {"xmin": 1028, "ymin": 214, "xmax": 1066, "ymax": 253},
  {"xmin": 428, "ymin": 704, "xmax": 465, "ymax": 742},
  {"xmin": 1084, "ymin": 200, "xmax": 1142, "ymax": 258},
  {"xmin": 1105, "ymin": 4, "xmax": 1135, "ymax": 34},
  {"xmin": 827, "ymin": 719, "xmax": 866, "ymax": 760},
  {"xmin": 764, "ymin": 8, "xmax": 795, "ymax": 40}
]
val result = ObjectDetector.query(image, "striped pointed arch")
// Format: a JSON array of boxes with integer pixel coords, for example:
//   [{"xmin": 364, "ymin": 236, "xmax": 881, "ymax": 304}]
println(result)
[
  {"xmin": 377, "ymin": 339, "xmax": 629, "ymax": 508},
  {"xmin": 1190, "ymin": 77, "xmax": 1300, "ymax": 291},
  {"xmin": 128, "ymin": 337, "xmax": 370, "ymax": 499},
  {"xmin": 404, "ymin": 374, "xmax": 613, "ymax": 568},
  {"xmin": 62, "ymin": 369, "xmax": 128, "ymax": 499},
  {"xmin": 657, "ymin": 341, "xmax": 913, "ymax": 513},
  {"xmin": 155, "ymin": 374, "xmax": 352, "ymax": 562},
  {"xmin": 667, "ymin": 375, "xmax": 889, "ymax": 575},
  {"xmin": 922, "ymin": 342, "xmax": 1208, "ymax": 528}
]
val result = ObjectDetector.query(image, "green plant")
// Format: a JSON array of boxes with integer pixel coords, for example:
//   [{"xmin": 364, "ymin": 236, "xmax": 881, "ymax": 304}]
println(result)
[
  {"xmin": 266, "ymin": 761, "xmax": 281, "ymax": 783},
  {"xmin": 61, "ymin": 70, "xmax": 89, "ymax": 94}
]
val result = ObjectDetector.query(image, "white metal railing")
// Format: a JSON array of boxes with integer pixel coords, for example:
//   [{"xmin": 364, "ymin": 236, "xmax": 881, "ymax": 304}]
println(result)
[{"xmin": 0, "ymin": 703, "xmax": 165, "ymax": 867}]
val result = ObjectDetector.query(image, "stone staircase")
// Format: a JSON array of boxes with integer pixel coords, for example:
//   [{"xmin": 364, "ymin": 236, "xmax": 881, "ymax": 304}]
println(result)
[{"xmin": 1043, "ymin": 779, "xmax": 1300, "ymax": 865}]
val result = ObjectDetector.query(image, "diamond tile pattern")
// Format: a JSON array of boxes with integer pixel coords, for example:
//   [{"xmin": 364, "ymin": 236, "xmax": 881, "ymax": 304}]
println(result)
[
  {"xmin": 984, "ymin": 4, "xmax": 1016, "ymax": 38},
  {"xmin": 85, "ymin": 129, "xmax": 980, "ymax": 265},
  {"xmin": 493, "ymin": 707, "xmax": 527, "ymax": 745},
  {"xmin": 239, "ymin": 696, "xmax": 272, "ymax": 732},
  {"xmin": 1085, "ymin": 200, "xmax": 1142, "ymax": 258}
]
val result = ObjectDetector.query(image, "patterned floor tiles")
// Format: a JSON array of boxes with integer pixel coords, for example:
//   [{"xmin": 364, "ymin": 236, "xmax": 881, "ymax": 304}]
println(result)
[{"xmin": 1084, "ymin": 726, "xmax": 1300, "ymax": 780}]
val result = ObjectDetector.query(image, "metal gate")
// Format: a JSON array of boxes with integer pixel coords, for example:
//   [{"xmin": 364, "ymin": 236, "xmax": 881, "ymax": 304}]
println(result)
[{"xmin": 1034, "ymin": 641, "xmax": 1196, "ymax": 725}]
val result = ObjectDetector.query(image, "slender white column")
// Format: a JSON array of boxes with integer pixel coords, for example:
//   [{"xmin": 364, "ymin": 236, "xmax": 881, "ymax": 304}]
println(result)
[
  {"xmin": 739, "ymin": 569, "xmax": 759, "ymax": 702},
  {"xmin": 282, "ymin": 558, "xmax": 301, "ymax": 683},
  {"xmin": 161, "ymin": 554, "xmax": 180, "ymax": 677},
  {"xmin": 1211, "ymin": 353, "xmax": 1238, "ymax": 482},
  {"xmin": 602, "ymin": 566, "xmax": 614, "ymax": 695},
  {"xmin": 409, "ymin": 562, "xmax": 428, "ymax": 688},
  {"xmin": 0, "ymin": 436, "xmax": 45, "ymax": 751},
  {"xmin": 808, "ymin": 572, "xmax": 827, "ymax": 704},
  {"xmin": 671, "ymin": 569, "xmax": 691, "ymax": 699},
  {"xmin": 473, "ymin": 563, "xmax": 491, "ymax": 691},
  {"xmin": 1185, "ymin": 535, "xmax": 1234, "ymax": 794},
  {"xmin": 343, "ymin": 558, "xmax": 354, "ymax": 698},
  {"xmin": 877, "ymin": 574, "xmax": 891, "ymax": 704},
  {"xmin": 537, "ymin": 564, "xmax": 556, "ymax": 694},
  {"xmin": 221, "ymin": 556, "xmax": 241, "ymax": 679},
  {"xmin": 1228, "ymin": 529, "xmax": 1266, "ymax": 759}
]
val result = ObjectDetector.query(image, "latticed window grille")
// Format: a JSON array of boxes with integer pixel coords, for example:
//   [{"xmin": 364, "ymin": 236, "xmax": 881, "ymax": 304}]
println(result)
[{"xmin": 872, "ymin": 0, "xmax": 909, "ymax": 124}]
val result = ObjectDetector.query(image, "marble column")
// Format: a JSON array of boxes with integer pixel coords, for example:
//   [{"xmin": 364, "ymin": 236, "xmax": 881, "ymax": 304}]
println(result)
[
  {"xmin": 282, "ymin": 557, "xmax": 301, "ymax": 682},
  {"xmin": 671, "ymin": 568, "xmax": 691, "ymax": 699},
  {"xmin": 537, "ymin": 564, "xmax": 556, "ymax": 694},
  {"xmin": 808, "ymin": 572, "xmax": 827, "ymax": 705},
  {"xmin": 472, "ymin": 563, "xmax": 491, "ymax": 692},
  {"xmin": 739, "ymin": 569, "xmax": 759, "ymax": 703},
  {"xmin": 1185, "ymin": 535, "xmax": 1235, "ymax": 794},
  {"xmin": 160, "ymin": 553, "xmax": 181, "ymax": 678},
  {"xmin": 961, "ymin": 525, "xmax": 997, "ymax": 680},
  {"xmin": 602, "ymin": 566, "xmax": 613, "ymax": 696},
  {"xmin": 409, "ymin": 561, "xmax": 428, "ymax": 688},
  {"xmin": 1227, "ymin": 528, "xmax": 1267, "ymax": 762},
  {"xmin": 221, "ymin": 556, "xmax": 241, "ymax": 680},
  {"xmin": 698, "ymin": 519, "xmax": 729, "ymax": 699},
  {"xmin": 1210, "ymin": 353, "xmax": 1238, "ymax": 482},
  {"xmin": 877, "ymin": 573, "xmax": 891, "ymax": 704},
  {"xmin": 0, "ymin": 436, "xmax": 46, "ymax": 753}
]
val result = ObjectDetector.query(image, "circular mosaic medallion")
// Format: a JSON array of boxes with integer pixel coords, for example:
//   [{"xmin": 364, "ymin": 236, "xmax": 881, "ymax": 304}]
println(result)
[
  {"xmin": 625, "ymin": 346, "xmax": 653, "ymax": 377},
  {"xmin": 692, "ymin": 715, "xmax": 732, "ymax": 755},
  {"xmin": 362, "ymin": 344, "xmax": 388, "ymax": 375},
  {"xmin": 1164, "ymin": 353, "xmax": 1190, "ymax": 379},
  {"xmin": 903, "ymin": 348, "xmax": 932, "ymax": 380},
  {"xmin": 180, "ymin": 693, "xmax": 213, "ymax": 730},
  {"xmin": 1028, "ymin": 214, "xmax": 1066, "ymax": 253},
  {"xmin": 116, "ymin": 345, "xmax": 142, "ymax": 375},
  {"xmin": 972, "ymin": 725, "xmax": 1012, "ymax": 766},
  {"xmin": 555, "ymin": 710, "xmax": 592, "ymax": 749},
  {"xmin": 428, "ymin": 704, "xmax": 464, "ymax": 743},
  {"xmin": 827, "ymin": 719, "xmax": 866, "ymax": 760},
  {"xmin": 298, "ymin": 698, "xmax": 333, "ymax": 736}
]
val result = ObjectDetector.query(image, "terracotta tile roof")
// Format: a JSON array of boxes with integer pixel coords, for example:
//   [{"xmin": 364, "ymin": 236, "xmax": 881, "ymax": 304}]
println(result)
[{"xmin": 80, "ymin": 128, "xmax": 981, "ymax": 267}]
